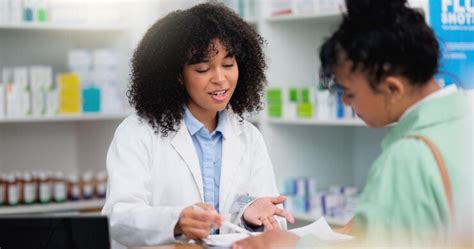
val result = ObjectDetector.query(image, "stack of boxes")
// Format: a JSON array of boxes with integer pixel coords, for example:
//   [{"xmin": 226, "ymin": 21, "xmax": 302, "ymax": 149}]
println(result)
[{"xmin": 282, "ymin": 177, "xmax": 358, "ymax": 220}]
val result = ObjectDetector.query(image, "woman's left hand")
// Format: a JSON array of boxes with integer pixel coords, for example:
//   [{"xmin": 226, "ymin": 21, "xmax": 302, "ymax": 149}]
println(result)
[{"xmin": 242, "ymin": 195, "xmax": 295, "ymax": 230}]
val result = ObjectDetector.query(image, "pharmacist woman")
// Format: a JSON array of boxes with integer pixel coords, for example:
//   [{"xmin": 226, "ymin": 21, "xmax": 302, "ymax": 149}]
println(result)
[{"xmin": 101, "ymin": 3, "xmax": 294, "ymax": 249}]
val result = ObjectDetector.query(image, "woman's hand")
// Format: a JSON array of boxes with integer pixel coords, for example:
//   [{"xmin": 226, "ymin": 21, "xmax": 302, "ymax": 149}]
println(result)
[
  {"xmin": 242, "ymin": 195, "xmax": 295, "ymax": 231},
  {"xmin": 174, "ymin": 203, "xmax": 223, "ymax": 240},
  {"xmin": 232, "ymin": 229, "xmax": 299, "ymax": 249}
]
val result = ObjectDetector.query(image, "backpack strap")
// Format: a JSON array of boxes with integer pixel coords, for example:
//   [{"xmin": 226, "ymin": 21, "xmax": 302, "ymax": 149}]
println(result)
[{"xmin": 406, "ymin": 135, "xmax": 454, "ymax": 220}]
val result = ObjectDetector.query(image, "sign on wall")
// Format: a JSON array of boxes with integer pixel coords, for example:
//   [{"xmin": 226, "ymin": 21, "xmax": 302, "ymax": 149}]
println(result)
[{"xmin": 429, "ymin": 0, "xmax": 474, "ymax": 89}]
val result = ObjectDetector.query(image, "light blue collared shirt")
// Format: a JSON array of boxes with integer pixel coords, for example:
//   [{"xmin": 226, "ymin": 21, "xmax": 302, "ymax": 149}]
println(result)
[{"xmin": 184, "ymin": 107, "xmax": 226, "ymax": 212}]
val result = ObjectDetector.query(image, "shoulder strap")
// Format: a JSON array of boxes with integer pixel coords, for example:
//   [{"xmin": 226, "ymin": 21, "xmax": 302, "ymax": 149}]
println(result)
[
  {"xmin": 339, "ymin": 135, "xmax": 454, "ymax": 235},
  {"xmin": 406, "ymin": 135, "xmax": 454, "ymax": 220}
]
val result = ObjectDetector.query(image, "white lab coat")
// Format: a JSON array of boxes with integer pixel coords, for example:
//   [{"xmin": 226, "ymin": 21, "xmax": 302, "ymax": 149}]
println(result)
[{"xmin": 102, "ymin": 110, "xmax": 281, "ymax": 248}]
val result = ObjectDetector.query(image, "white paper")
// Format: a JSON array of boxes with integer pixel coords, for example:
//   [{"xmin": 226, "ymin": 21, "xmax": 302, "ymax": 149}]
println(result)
[
  {"xmin": 203, "ymin": 232, "xmax": 259, "ymax": 248},
  {"xmin": 289, "ymin": 217, "xmax": 353, "ymax": 241},
  {"xmin": 203, "ymin": 217, "xmax": 353, "ymax": 248}
]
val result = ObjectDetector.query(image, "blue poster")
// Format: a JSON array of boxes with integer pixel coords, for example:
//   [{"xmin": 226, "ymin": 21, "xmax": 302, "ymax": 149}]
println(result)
[{"xmin": 429, "ymin": 0, "xmax": 474, "ymax": 89}]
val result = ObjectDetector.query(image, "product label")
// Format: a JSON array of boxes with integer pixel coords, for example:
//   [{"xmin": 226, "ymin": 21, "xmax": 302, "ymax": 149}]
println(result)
[
  {"xmin": 8, "ymin": 186, "xmax": 19, "ymax": 205},
  {"xmin": 70, "ymin": 185, "xmax": 81, "ymax": 200},
  {"xmin": 54, "ymin": 183, "xmax": 67, "ymax": 202},
  {"xmin": 23, "ymin": 183, "xmax": 36, "ymax": 204},
  {"xmin": 83, "ymin": 184, "xmax": 94, "ymax": 199},
  {"xmin": 96, "ymin": 183, "xmax": 107, "ymax": 198},
  {"xmin": 0, "ymin": 185, "xmax": 5, "ymax": 204},
  {"xmin": 39, "ymin": 183, "xmax": 51, "ymax": 203}
]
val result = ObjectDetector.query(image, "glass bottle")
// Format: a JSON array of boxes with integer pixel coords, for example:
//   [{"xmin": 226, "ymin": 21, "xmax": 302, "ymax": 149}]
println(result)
[
  {"xmin": 22, "ymin": 172, "xmax": 37, "ymax": 205},
  {"xmin": 67, "ymin": 173, "xmax": 81, "ymax": 201}
]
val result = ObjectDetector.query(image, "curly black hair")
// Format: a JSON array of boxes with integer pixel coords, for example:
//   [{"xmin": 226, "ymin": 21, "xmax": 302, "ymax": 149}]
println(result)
[
  {"xmin": 320, "ymin": 0, "xmax": 439, "ymax": 91},
  {"xmin": 128, "ymin": 2, "xmax": 266, "ymax": 136}
]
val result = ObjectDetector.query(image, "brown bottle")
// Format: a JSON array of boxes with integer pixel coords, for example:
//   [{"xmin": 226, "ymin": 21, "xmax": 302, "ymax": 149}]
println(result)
[
  {"xmin": 95, "ymin": 171, "xmax": 107, "ymax": 199},
  {"xmin": 14, "ymin": 171, "xmax": 24, "ymax": 204},
  {"xmin": 67, "ymin": 173, "xmax": 81, "ymax": 201},
  {"xmin": 6, "ymin": 173, "xmax": 20, "ymax": 206},
  {"xmin": 23, "ymin": 172, "xmax": 37, "ymax": 205},
  {"xmin": 81, "ymin": 171, "xmax": 94, "ymax": 199},
  {"xmin": 53, "ymin": 171, "xmax": 67, "ymax": 202},
  {"xmin": 38, "ymin": 171, "xmax": 52, "ymax": 204},
  {"xmin": 0, "ymin": 173, "xmax": 7, "ymax": 206}
]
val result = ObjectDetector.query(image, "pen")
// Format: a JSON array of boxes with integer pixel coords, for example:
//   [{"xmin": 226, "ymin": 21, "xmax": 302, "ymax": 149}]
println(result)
[{"xmin": 191, "ymin": 205, "xmax": 254, "ymax": 236}]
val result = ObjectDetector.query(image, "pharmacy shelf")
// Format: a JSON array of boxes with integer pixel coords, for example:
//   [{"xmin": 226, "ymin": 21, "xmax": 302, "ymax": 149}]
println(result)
[
  {"xmin": 244, "ymin": 17, "xmax": 258, "ymax": 25},
  {"xmin": 0, "ymin": 23, "xmax": 125, "ymax": 32},
  {"xmin": 0, "ymin": 112, "xmax": 131, "ymax": 123},
  {"xmin": 266, "ymin": 118, "xmax": 365, "ymax": 127},
  {"xmin": 293, "ymin": 213, "xmax": 353, "ymax": 226},
  {"xmin": 266, "ymin": 12, "xmax": 341, "ymax": 22},
  {"xmin": 0, "ymin": 199, "xmax": 105, "ymax": 215}
]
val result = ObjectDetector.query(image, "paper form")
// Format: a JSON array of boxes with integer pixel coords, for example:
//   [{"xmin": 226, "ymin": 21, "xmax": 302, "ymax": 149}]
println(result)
[{"xmin": 203, "ymin": 217, "xmax": 353, "ymax": 248}]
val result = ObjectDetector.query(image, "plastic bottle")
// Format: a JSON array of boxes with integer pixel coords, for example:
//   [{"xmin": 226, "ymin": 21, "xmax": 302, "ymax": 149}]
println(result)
[
  {"xmin": 315, "ymin": 87, "xmax": 335, "ymax": 120},
  {"xmin": 37, "ymin": 0, "xmax": 48, "ymax": 22}
]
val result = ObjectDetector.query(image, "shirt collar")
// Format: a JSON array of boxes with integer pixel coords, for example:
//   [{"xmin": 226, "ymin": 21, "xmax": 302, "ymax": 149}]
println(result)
[
  {"xmin": 184, "ymin": 106, "xmax": 227, "ymax": 138},
  {"xmin": 184, "ymin": 106, "xmax": 204, "ymax": 136},
  {"xmin": 215, "ymin": 110, "xmax": 227, "ymax": 138},
  {"xmin": 400, "ymin": 84, "xmax": 458, "ymax": 120},
  {"xmin": 381, "ymin": 88, "xmax": 467, "ymax": 150}
]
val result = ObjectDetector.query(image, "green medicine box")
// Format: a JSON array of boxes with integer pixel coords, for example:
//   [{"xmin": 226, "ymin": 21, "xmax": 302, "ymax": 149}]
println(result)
[
  {"xmin": 297, "ymin": 102, "xmax": 313, "ymax": 118},
  {"xmin": 268, "ymin": 104, "xmax": 283, "ymax": 117}
]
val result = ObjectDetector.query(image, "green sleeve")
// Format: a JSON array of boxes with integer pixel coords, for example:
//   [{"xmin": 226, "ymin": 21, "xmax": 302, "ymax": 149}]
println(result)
[{"xmin": 353, "ymin": 138, "xmax": 450, "ymax": 244}]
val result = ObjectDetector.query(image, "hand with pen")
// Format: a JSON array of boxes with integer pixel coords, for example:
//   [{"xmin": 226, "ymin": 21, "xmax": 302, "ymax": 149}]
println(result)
[
  {"xmin": 242, "ymin": 195, "xmax": 295, "ymax": 231},
  {"xmin": 174, "ymin": 203, "xmax": 223, "ymax": 240}
]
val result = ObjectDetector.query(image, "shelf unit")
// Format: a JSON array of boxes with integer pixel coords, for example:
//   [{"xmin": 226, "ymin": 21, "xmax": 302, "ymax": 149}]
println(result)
[
  {"xmin": 266, "ymin": 118, "xmax": 365, "ymax": 127},
  {"xmin": 0, "ymin": 2, "xmax": 151, "ymax": 184},
  {"xmin": 0, "ymin": 1, "xmax": 405, "ymax": 216},
  {"xmin": 244, "ymin": 18, "xmax": 258, "ymax": 25},
  {"xmin": 0, "ymin": 112, "xmax": 131, "ymax": 123},
  {"xmin": 0, "ymin": 23, "xmax": 126, "ymax": 32},
  {"xmin": 266, "ymin": 13, "xmax": 341, "ymax": 22},
  {"xmin": 0, "ymin": 199, "xmax": 105, "ymax": 215},
  {"xmin": 256, "ymin": 2, "xmax": 390, "ymax": 192}
]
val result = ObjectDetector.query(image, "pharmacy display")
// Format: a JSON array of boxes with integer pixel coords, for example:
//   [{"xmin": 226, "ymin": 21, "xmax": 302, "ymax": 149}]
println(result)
[
  {"xmin": 0, "ymin": 170, "xmax": 107, "ymax": 207},
  {"xmin": 430, "ymin": 0, "xmax": 474, "ymax": 89},
  {"xmin": 0, "ymin": 49, "xmax": 123, "ymax": 119}
]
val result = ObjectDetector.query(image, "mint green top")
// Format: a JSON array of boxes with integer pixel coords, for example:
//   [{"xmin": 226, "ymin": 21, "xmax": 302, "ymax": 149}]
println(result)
[{"xmin": 299, "ymin": 92, "xmax": 473, "ymax": 246}]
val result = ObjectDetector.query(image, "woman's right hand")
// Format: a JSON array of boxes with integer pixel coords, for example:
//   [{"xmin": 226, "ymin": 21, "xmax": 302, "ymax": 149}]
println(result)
[{"xmin": 174, "ymin": 203, "xmax": 224, "ymax": 240}]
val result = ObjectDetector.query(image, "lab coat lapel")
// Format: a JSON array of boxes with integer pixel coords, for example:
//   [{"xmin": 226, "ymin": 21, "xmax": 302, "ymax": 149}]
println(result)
[
  {"xmin": 219, "ymin": 112, "xmax": 244, "ymax": 212},
  {"xmin": 170, "ymin": 123, "xmax": 204, "ymax": 200}
]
